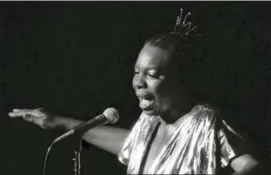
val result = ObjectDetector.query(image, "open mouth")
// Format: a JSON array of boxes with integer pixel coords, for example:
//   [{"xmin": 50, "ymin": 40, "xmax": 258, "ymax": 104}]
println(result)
[{"xmin": 139, "ymin": 98, "xmax": 154, "ymax": 110}]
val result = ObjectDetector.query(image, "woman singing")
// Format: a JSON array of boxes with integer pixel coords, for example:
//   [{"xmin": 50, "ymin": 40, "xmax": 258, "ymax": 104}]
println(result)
[{"xmin": 9, "ymin": 8, "xmax": 260, "ymax": 174}]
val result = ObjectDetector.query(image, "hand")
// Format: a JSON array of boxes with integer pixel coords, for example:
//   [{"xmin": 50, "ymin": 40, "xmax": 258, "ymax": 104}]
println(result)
[{"xmin": 8, "ymin": 108, "xmax": 58, "ymax": 129}]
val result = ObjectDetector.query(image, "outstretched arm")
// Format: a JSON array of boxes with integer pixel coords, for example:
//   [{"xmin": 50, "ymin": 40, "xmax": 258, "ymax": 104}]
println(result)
[{"xmin": 9, "ymin": 108, "xmax": 129, "ymax": 155}]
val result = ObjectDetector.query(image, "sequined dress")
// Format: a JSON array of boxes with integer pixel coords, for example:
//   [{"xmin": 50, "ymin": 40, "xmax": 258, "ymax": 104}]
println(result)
[{"xmin": 118, "ymin": 105, "xmax": 248, "ymax": 174}]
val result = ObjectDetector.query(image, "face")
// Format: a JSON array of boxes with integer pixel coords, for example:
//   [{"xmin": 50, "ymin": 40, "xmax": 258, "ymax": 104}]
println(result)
[{"xmin": 132, "ymin": 44, "xmax": 181, "ymax": 117}]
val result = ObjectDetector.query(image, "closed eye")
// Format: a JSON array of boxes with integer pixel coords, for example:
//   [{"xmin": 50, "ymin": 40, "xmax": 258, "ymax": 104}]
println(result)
[
  {"xmin": 133, "ymin": 69, "xmax": 164, "ymax": 79},
  {"xmin": 147, "ymin": 70, "xmax": 161, "ymax": 79},
  {"xmin": 133, "ymin": 70, "xmax": 140, "ymax": 75},
  {"xmin": 147, "ymin": 73, "xmax": 159, "ymax": 79}
]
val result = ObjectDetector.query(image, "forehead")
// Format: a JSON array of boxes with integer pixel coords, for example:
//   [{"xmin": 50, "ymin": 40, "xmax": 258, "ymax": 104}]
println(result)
[{"xmin": 135, "ymin": 44, "xmax": 171, "ymax": 69}]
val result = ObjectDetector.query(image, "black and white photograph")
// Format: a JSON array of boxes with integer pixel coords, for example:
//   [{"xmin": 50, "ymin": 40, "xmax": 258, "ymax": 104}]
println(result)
[{"xmin": 0, "ymin": 2, "xmax": 271, "ymax": 175}]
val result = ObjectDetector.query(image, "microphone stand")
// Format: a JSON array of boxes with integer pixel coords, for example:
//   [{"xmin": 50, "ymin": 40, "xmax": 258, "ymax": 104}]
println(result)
[{"xmin": 72, "ymin": 139, "xmax": 83, "ymax": 175}]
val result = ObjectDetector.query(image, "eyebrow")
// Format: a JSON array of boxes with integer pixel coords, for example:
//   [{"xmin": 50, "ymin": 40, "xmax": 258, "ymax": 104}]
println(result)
[
  {"xmin": 134, "ymin": 63, "xmax": 160, "ymax": 69},
  {"xmin": 134, "ymin": 66, "xmax": 160, "ymax": 72}
]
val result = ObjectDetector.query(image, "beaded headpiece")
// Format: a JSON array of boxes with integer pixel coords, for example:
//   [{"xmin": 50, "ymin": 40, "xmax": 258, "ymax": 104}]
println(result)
[{"xmin": 171, "ymin": 8, "xmax": 201, "ymax": 39}]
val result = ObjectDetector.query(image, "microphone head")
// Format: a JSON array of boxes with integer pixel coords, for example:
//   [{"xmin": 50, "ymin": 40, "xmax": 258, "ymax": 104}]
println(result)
[{"xmin": 103, "ymin": 108, "xmax": 119, "ymax": 124}]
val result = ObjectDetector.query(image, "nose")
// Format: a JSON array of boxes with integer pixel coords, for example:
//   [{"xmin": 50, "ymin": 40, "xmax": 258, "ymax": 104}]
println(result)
[{"xmin": 133, "ymin": 74, "xmax": 147, "ymax": 89}]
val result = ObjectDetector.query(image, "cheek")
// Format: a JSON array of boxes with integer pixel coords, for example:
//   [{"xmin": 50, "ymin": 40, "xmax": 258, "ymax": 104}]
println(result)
[
  {"xmin": 147, "ymin": 79, "xmax": 161, "ymax": 94},
  {"xmin": 154, "ymin": 82, "xmax": 177, "ymax": 105},
  {"xmin": 150, "ymin": 81, "xmax": 171, "ymax": 103},
  {"xmin": 155, "ymin": 81, "xmax": 171, "ymax": 96},
  {"xmin": 132, "ymin": 76, "xmax": 136, "ymax": 90}
]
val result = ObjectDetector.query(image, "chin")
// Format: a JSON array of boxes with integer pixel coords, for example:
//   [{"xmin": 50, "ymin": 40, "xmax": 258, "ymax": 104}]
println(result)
[{"xmin": 142, "ymin": 109, "xmax": 160, "ymax": 116}]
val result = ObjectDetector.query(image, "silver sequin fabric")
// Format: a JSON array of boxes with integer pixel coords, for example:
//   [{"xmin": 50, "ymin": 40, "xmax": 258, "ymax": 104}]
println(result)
[{"xmin": 118, "ymin": 105, "xmax": 247, "ymax": 174}]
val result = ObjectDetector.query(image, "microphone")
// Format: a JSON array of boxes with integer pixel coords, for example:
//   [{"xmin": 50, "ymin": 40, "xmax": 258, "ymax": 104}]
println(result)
[{"xmin": 53, "ymin": 108, "xmax": 119, "ymax": 143}]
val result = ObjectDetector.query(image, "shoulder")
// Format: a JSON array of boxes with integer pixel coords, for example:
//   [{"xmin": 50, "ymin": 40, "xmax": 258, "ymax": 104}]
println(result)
[
  {"xmin": 189, "ymin": 104, "xmax": 220, "ymax": 125},
  {"xmin": 189, "ymin": 104, "xmax": 246, "ymax": 139}
]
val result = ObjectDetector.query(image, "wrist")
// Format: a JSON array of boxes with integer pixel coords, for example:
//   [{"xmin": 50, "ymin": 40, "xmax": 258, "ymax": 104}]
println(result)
[{"xmin": 55, "ymin": 116, "xmax": 83, "ymax": 131}]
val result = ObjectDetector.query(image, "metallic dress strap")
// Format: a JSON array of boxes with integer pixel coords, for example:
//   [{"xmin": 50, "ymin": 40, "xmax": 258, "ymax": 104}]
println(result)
[
  {"xmin": 118, "ymin": 113, "xmax": 160, "ymax": 174},
  {"xmin": 138, "ymin": 122, "xmax": 161, "ymax": 174}
]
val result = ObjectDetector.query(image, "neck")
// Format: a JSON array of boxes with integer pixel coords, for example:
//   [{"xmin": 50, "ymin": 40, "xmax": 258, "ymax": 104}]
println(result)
[{"xmin": 160, "ymin": 101, "xmax": 194, "ymax": 125}]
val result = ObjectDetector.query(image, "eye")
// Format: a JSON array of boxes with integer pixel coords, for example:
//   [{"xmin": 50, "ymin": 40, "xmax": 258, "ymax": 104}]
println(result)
[
  {"xmin": 147, "ymin": 70, "xmax": 160, "ymax": 78},
  {"xmin": 133, "ymin": 69, "xmax": 140, "ymax": 75}
]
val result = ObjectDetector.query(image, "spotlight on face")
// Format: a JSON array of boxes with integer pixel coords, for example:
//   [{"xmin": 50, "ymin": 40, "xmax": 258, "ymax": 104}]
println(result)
[{"xmin": 132, "ymin": 44, "xmax": 184, "ymax": 117}]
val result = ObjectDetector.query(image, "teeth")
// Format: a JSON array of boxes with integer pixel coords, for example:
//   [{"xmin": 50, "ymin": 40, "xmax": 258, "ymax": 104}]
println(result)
[{"xmin": 140, "ymin": 98, "xmax": 153, "ymax": 108}]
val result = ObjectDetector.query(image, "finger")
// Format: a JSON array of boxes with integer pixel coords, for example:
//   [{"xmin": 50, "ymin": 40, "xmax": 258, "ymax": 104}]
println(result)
[
  {"xmin": 9, "ymin": 111, "xmax": 35, "ymax": 118},
  {"xmin": 13, "ymin": 109, "xmax": 33, "ymax": 112},
  {"xmin": 13, "ymin": 109, "xmax": 40, "ymax": 116},
  {"xmin": 8, "ymin": 112, "xmax": 24, "ymax": 118}
]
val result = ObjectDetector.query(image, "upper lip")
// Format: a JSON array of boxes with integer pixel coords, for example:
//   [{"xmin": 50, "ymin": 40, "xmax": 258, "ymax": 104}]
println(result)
[{"xmin": 136, "ymin": 92, "xmax": 152, "ymax": 100}]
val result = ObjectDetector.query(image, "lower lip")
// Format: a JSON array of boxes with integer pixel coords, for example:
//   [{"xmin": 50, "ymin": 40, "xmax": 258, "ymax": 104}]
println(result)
[{"xmin": 139, "ymin": 99, "xmax": 154, "ymax": 110}]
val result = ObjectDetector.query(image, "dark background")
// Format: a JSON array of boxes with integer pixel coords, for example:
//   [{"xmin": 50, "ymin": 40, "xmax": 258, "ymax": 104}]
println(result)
[{"xmin": 0, "ymin": 2, "xmax": 270, "ymax": 175}]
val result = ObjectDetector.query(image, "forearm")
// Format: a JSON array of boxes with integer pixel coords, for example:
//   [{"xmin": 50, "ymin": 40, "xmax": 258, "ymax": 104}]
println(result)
[
  {"xmin": 55, "ymin": 116, "xmax": 129, "ymax": 155},
  {"xmin": 83, "ymin": 126, "xmax": 129, "ymax": 155}
]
